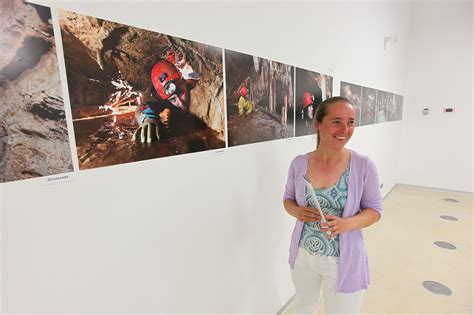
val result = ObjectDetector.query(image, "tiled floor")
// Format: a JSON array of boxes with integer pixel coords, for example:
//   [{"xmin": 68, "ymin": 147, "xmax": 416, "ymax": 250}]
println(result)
[{"xmin": 284, "ymin": 184, "xmax": 473, "ymax": 314}]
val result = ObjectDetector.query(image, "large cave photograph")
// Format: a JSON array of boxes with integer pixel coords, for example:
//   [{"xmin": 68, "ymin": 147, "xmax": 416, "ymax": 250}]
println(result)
[
  {"xmin": 0, "ymin": 0, "xmax": 73, "ymax": 183},
  {"xmin": 224, "ymin": 50, "xmax": 294, "ymax": 147},
  {"xmin": 59, "ymin": 10, "xmax": 225, "ymax": 170},
  {"xmin": 295, "ymin": 67, "xmax": 333, "ymax": 137}
]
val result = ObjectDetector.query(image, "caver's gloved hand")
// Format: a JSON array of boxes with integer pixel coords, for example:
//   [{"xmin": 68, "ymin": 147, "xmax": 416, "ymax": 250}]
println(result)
[{"xmin": 132, "ymin": 117, "xmax": 160, "ymax": 143}]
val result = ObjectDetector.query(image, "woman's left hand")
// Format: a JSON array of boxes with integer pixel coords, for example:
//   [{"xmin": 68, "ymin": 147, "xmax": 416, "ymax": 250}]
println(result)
[{"xmin": 320, "ymin": 215, "xmax": 353, "ymax": 239}]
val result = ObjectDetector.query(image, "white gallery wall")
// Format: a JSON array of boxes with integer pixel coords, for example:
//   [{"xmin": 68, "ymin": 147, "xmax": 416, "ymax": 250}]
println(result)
[
  {"xmin": 1, "ymin": 0, "xmax": 471, "ymax": 313},
  {"xmin": 399, "ymin": 0, "xmax": 473, "ymax": 193}
]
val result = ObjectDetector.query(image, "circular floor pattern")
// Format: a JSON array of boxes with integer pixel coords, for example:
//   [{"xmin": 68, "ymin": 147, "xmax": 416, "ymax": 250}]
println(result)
[
  {"xmin": 423, "ymin": 281, "xmax": 452, "ymax": 296},
  {"xmin": 434, "ymin": 241, "xmax": 456, "ymax": 250},
  {"xmin": 443, "ymin": 198, "xmax": 459, "ymax": 203},
  {"xmin": 440, "ymin": 215, "xmax": 458, "ymax": 221}
]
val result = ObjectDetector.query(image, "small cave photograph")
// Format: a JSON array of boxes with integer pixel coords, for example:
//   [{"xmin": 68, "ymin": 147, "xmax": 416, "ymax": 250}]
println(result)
[
  {"xmin": 361, "ymin": 86, "xmax": 377, "ymax": 126},
  {"xmin": 295, "ymin": 67, "xmax": 333, "ymax": 137},
  {"xmin": 386, "ymin": 93, "xmax": 398, "ymax": 122},
  {"xmin": 59, "ymin": 10, "xmax": 225, "ymax": 170},
  {"xmin": 340, "ymin": 82, "xmax": 362, "ymax": 127},
  {"xmin": 394, "ymin": 94, "xmax": 404, "ymax": 121},
  {"xmin": 341, "ymin": 82, "xmax": 404, "ymax": 126},
  {"xmin": 376, "ymin": 90, "xmax": 389, "ymax": 123},
  {"xmin": 0, "ymin": 0, "xmax": 73, "ymax": 183},
  {"xmin": 224, "ymin": 50, "xmax": 294, "ymax": 147}
]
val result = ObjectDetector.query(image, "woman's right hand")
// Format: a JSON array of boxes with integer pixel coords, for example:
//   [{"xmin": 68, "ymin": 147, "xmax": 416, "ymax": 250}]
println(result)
[
  {"xmin": 292, "ymin": 206, "xmax": 321, "ymax": 222},
  {"xmin": 283, "ymin": 200, "xmax": 321, "ymax": 222}
]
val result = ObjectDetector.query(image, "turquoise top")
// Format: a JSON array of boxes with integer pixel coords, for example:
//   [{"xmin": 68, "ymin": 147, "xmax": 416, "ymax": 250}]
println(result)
[{"xmin": 299, "ymin": 166, "xmax": 349, "ymax": 257}]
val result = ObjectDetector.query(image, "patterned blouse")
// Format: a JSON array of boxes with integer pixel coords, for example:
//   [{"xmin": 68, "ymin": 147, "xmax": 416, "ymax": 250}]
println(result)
[{"xmin": 299, "ymin": 166, "xmax": 349, "ymax": 257}]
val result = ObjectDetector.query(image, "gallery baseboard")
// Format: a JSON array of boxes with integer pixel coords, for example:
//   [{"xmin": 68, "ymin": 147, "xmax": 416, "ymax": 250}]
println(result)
[{"xmin": 395, "ymin": 183, "xmax": 473, "ymax": 195}]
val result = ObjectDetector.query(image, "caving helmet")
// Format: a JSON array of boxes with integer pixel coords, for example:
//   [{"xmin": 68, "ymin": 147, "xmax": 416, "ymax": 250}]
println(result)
[
  {"xmin": 151, "ymin": 60, "xmax": 183, "ymax": 100},
  {"xmin": 302, "ymin": 92, "xmax": 314, "ymax": 109},
  {"xmin": 240, "ymin": 86, "xmax": 248, "ymax": 97}
]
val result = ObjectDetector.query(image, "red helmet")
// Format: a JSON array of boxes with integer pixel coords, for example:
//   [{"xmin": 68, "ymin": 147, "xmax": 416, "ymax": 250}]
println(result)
[
  {"xmin": 240, "ymin": 86, "xmax": 248, "ymax": 97},
  {"xmin": 151, "ymin": 60, "xmax": 182, "ymax": 100},
  {"xmin": 302, "ymin": 92, "xmax": 314, "ymax": 109}
]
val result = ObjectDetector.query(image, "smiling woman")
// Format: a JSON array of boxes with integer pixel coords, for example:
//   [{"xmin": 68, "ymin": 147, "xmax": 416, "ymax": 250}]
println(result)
[
  {"xmin": 283, "ymin": 96, "xmax": 383, "ymax": 315},
  {"xmin": 314, "ymin": 96, "xmax": 355, "ymax": 150}
]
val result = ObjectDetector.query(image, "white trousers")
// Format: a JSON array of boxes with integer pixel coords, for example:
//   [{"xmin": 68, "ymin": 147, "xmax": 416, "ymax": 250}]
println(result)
[{"xmin": 290, "ymin": 248, "xmax": 365, "ymax": 315}]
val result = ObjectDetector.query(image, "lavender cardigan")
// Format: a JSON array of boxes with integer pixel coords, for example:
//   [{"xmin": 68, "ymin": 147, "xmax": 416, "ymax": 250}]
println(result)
[{"xmin": 283, "ymin": 150, "xmax": 382, "ymax": 293}]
